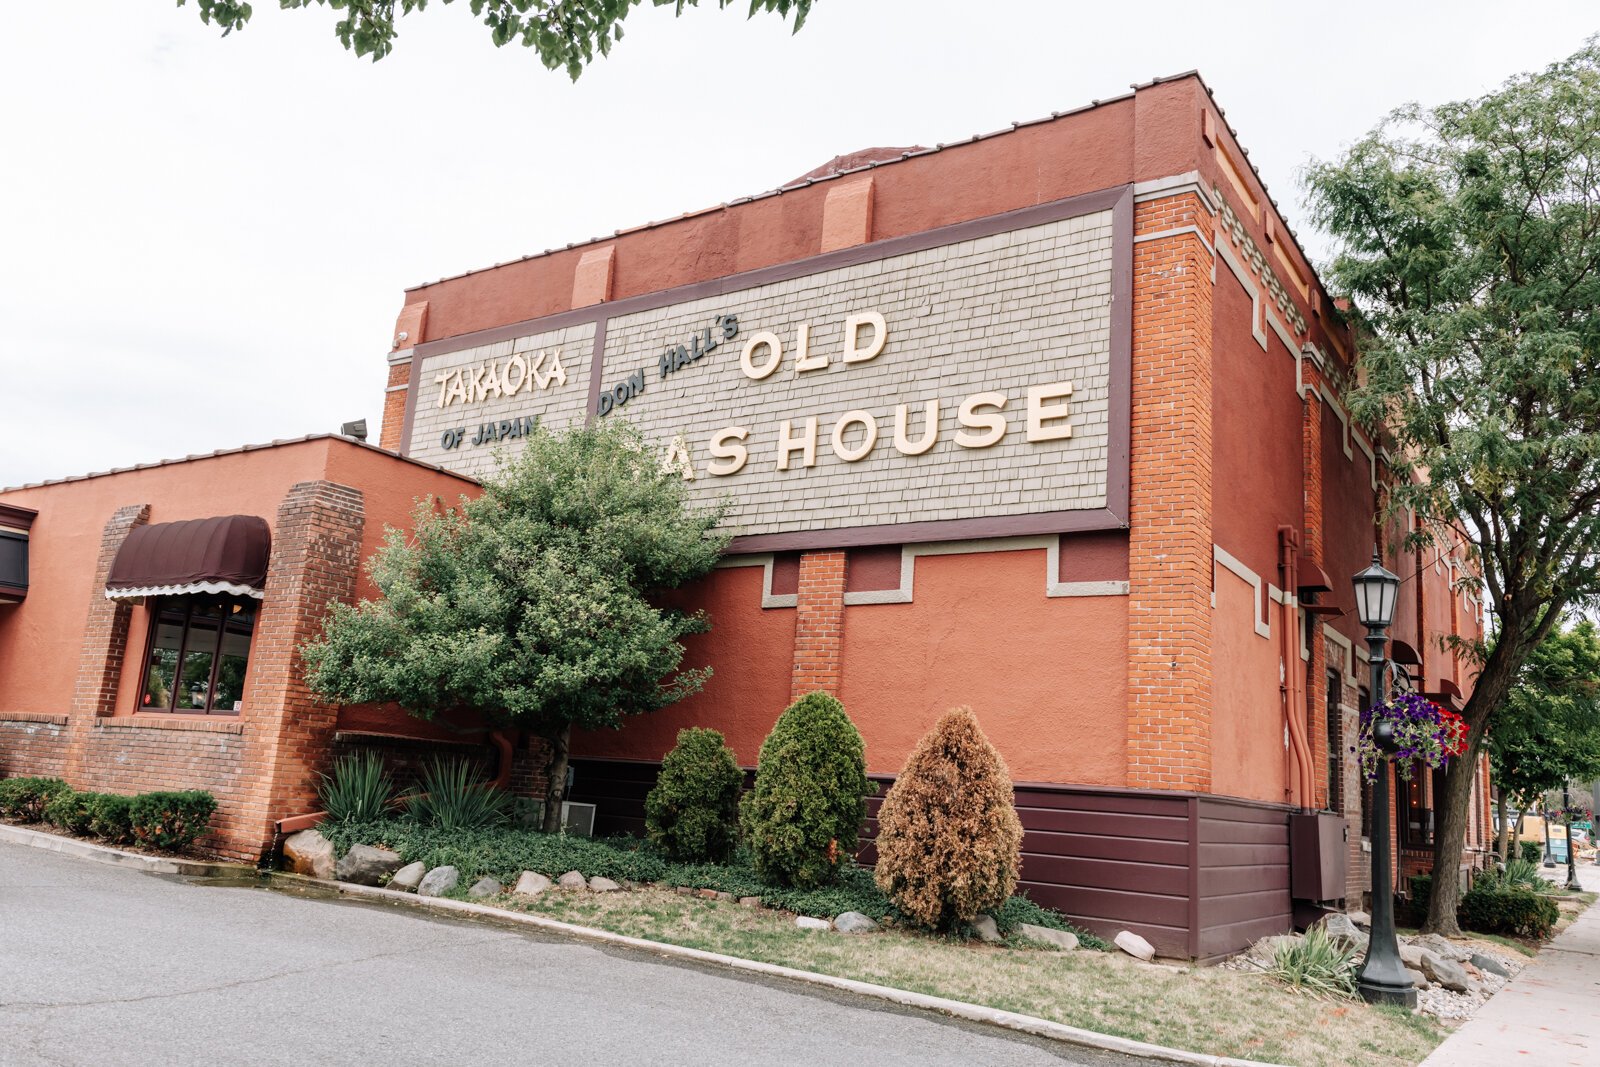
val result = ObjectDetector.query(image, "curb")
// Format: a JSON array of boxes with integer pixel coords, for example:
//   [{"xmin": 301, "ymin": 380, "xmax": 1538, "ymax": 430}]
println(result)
[
  {"xmin": 0, "ymin": 821, "xmax": 255, "ymax": 879},
  {"xmin": 275, "ymin": 873, "xmax": 1290, "ymax": 1067}
]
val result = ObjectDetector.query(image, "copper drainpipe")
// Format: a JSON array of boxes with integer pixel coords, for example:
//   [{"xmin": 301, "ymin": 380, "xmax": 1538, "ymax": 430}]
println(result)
[{"xmin": 1279, "ymin": 527, "xmax": 1315, "ymax": 813}]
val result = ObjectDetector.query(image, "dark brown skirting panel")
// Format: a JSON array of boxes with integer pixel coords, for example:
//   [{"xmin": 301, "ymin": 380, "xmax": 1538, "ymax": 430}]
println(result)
[{"xmin": 567, "ymin": 758, "xmax": 1292, "ymax": 960}]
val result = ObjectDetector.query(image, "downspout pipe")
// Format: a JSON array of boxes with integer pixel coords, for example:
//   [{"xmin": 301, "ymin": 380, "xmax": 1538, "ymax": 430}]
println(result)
[{"xmin": 1280, "ymin": 527, "xmax": 1316, "ymax": 814}]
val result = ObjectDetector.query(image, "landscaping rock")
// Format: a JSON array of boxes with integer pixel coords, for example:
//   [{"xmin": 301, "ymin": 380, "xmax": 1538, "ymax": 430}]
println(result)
[
  {"xmin": 833, "ymin": 912, "xmax": 879, "ymax": 934},
  {"xmin": 1470, "ymin": 952, "xmax": 1511, "ymax": 978},
  {"xmin": 389, "ymin": 861, "xmax": 426, "ymax": 892},
  {"xmin": 1414, "ymin": 933, "xmax": 1472, "ymax": 962},
  {"xmin": 512, "ymin": 871, "xmax": 552, "ymax": 898},
  {"xmin": 971, "ymin": 914, "xmax": 1003, "ymax": 943},
  {"xmin": 1400, "ymin": 942, "xmax": 1427, "ymax": 969},
  {"xmin": 335, "ymin": 843, "xmax": 404, "ymax": 887},
  {"xmin": 1420, "ymin": 950, "xmax": 1471, "ymax": 993},
  {"xmin": 281, "ymin": 829, "xmax": 335, "ymax": 880},
  {"xmin": 1404, "ymin": 965, "xmax": 1431, "ymax": 990},
  {"xmin": 417, "ymin": 866, "xmax": 459, "ymax": 898},
  {"xmin": 467, "ymin": 876, "xmax": 503, "ymax": 900},
  {"xmin": 738, "ymin": 896, "xmax": 763, "ymax": 907},
  {"xmin": 557, "ymin": 871, "xmax": 587, "ymax": 889},
  {"xmin": 588, "ymin": 876, "xmax": 621, "ymax": 893},
  {"xmin": 795, "ymin": 916, "xmax": 831, "ymax": 931},
  {"xmin": 1347, "ymin": 910, "xmax": 1372, "ymax": 929},
  {"xmin": 673, "ymin": 886, "xmax": 695, "ymax": 896},
  {"xmin": 1017, "ymin": 923, "xmax": 1079, "ymax": 951},
  {"xmin": 1115, "ymin": 930, "xmax": 1156, "ymax": 961},
  {"xmin": 1321, "ymin": 913, "xmax": 1369, "ymax": 952}
]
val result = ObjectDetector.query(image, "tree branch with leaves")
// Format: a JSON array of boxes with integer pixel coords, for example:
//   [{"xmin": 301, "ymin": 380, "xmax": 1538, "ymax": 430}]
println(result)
[{"xmin": 1304, "ymin": 36, "xmax": 1600, "ymax": 933}]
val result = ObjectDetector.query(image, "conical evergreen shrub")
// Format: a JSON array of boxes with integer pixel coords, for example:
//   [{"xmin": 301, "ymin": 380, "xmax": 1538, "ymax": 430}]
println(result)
[
  {"xmin": 740, "ymin": 691, "xmax": 874, "ymax": 888},
  {"xmin": 873, "ymin": 706, "xmax": 1023, "ymax": 929},
  {"xmin": 644, "ymin": 727, "xmax": 743, "ymax": 862}
]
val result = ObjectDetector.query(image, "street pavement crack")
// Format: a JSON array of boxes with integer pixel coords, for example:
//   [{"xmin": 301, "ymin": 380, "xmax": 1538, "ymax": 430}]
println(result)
[{"xmin": 0, "ymin": 934, "xmax": 509, "ymax": 1013}]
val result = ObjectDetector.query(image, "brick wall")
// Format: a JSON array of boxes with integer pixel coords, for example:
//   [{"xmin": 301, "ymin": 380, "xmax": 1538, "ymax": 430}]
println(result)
[
  {"xmin": 0, "ymin": 716, "xmax": 68, "ymax": 778},
  {"xmin": 791, "ymin": 551, "xmax": 846, "ymax": 699},
  {"xmin": 380, "ymin": 359, "xmax": 411, "ymax": 451},
  {"xmin": 1125, "ymin": 193, "xmax": 1215, "ymax": 791}
]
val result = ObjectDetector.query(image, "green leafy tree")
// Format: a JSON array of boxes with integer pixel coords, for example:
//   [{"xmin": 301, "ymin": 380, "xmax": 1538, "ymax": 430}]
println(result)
[
  {"xmin": 177, "ymin": 0, "xmax": 813, "ymax": 75},
  {"xmin": 1304, "ymin": 38, "xmax": 1600, "ymax": 933},
  {"xmin": 302, "ymin": 423, "xmax": 729, "ymax": 832},
  {"xmin": 1487, "ymin": 619, "xmax": 1600, "ymax": 859}
]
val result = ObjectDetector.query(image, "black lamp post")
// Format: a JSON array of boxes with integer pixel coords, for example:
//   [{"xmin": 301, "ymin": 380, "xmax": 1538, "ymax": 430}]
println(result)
[
  {"xmin": 1352, "ymin": 550, "xmax": 1416, "ymax": 1009},
  {"xmin": 1563, "ymin": 784, "xmax": 1582, "ymax": 891}
]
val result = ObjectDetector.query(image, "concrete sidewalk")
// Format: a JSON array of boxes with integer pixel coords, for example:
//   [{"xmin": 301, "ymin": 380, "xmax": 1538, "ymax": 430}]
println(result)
[{"xmin": 1420, "ymin": 860, "xmax": 1600, "ymax": 1067}]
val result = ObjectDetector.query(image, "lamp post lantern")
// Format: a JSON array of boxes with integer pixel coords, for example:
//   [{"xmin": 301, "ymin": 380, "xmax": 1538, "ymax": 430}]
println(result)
[{"xmin": 1352, "ymin": 549, "xmax": 1416, "ymax": 1009}]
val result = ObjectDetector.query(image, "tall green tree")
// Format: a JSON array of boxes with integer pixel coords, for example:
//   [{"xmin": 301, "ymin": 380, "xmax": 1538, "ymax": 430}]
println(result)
[
  {"xmin": 302, "ymin": 423, "xmax": 729, "ymax": 832},
  {"xmin": 1488, "ymin": 619, "xmax": 1600, "ymax": 859},
  {"xmin": 177, "ymin": 0, "xmax": 813, "ymax": 74},
  {"xmin": 1304, "ymin": 38, "xmax": 1600, "ymax": 933}
]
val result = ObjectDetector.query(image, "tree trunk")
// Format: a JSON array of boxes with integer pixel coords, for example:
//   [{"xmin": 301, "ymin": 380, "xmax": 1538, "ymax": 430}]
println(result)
[
  {"xmin": 542, "ymin": 722, "xmax": 572, "ymax": 834},
  {"xmin": 1496, "ymin": 786, "xmax": 1510, "ymax": 863}
]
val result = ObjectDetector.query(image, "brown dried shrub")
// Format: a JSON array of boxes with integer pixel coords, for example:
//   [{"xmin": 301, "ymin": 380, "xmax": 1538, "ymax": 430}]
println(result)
[{"xmin": 873, "ymin": 706, "xmax": 1023, "ymax": 930}]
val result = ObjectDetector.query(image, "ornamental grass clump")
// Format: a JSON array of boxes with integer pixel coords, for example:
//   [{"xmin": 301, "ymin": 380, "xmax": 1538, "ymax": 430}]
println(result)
[
  {"xmin": 645, "ymin": 727, "xmax": 743, "ymax": 862},
  {"xmin": 319, "ymin": 750, "xmax": 396, "ymax": 823},
  {"xmin": 873, "ymin": 707, "xmax": 1023, "ymax": 930},
  {"xmin": 741, "ymin": 692, "xmax": 874, "ymax": 888},
  {"xmin": 1268, "ymin": 925, "xmax": 1358, "ymax": 998},
  {"xmin": 1356, "ymin": 693, "xmax": 1469, "ymax": 782},
  {"xmin": 404, "ymin": 756, "xmax": 510, "ymax": 831}
]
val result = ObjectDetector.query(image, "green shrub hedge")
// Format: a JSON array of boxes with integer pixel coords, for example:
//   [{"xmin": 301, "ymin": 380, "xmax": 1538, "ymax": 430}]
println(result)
[
  {"xmin": 87, "ymin": 793, "xmax": 135, "ymax": 844},
  {"xmin": 0, "ymin": 776, "xmax": 71, "ymax": 822},
  {"xmin": 1519, "ymin": 840, "xmax": 1544, "ymax": 866},
  {"xmin": 741, "ymin": 692, "xmax": 875, "ymax": 888},
  {"xmin": 1459, "ymin": 883, "xmax": 1560, "ymax": 939},
  {"xmin": 129, "ymin": 791, "xmax": 217, "ymax": 852},
  {"xmin": 43, "ymin": 789, "xmax": 95, "ymax": 835},
  {"xmin": 645, "ymin": 727, "xmax": 743, "ymax": 863}
]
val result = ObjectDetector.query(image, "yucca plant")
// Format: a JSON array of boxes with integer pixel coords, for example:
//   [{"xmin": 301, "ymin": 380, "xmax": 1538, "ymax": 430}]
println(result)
[
  {"xmin": 1269, "ymin": 925, "xmax": 1359, "ymax": 998},
  {"xmin": 318, "ymin": 751, "xmax": 396, "ymax": 823},
  {"xmin": 404, "ymin": 756, "xmax": 510, "ymax": 831},
  {"xmin": 1500, "ymin": 857, "xmax": 1554, "ymax": 893}
]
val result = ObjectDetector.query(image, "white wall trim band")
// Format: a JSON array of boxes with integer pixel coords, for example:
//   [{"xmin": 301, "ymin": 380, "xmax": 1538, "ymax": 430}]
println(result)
[
  {"xmin": 1213, "ymin": 543, "xmax": 1276, "ymax": 639},
  {"xmin": 1132, "ymin": 171, "xmax": 1218, "ymax": 214}
]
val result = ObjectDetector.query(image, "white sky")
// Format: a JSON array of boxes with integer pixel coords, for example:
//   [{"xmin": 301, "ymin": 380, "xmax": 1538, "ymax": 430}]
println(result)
[{"xmin": 0, "ymin": 2, "xmax": 1592, "ymax": 489}]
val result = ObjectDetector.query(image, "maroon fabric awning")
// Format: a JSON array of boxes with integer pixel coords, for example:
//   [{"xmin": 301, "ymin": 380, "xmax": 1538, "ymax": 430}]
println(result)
[{"xmin": 104, "ymin": 515, "xmax": 271, "ymax": 600}]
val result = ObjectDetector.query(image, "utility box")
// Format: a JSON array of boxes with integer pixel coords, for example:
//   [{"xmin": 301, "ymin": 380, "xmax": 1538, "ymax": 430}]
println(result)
[{"xmin": 1290, "ymin": 813, "xmax": 1349, "ymax": 902}]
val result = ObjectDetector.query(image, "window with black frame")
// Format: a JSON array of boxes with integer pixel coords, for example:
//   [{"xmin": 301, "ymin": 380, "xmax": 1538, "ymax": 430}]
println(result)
[
  {"xmin": 1401, "ymin": 766, "xmax": 1444, "ymax": 849},
  {"xmin": 139, "ymin": 596, "xmax": 257, "ymax": 715}
]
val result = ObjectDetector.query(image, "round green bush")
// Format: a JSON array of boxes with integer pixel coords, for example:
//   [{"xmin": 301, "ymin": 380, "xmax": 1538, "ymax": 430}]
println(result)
[
  {"xmin": 645, "ymin": 727, "xmax": 743, "ymax": 862},
  {"xmin": 740, "ymin": 692, "xmax": 874, "ymax": 888},
  {"xmin": 129, "ymin": 790, "xmax": 217, "ymax": 853},
  {"xmin": 43, "ymin": 789, "xmax": 95, "ymax": 836},
  {"xmin": 87, "ymin": 793, "xmax": 135, "ymax": 844},
  {"xmin": 0, "ymin": 776, "xmax": 71, "ymax": 822}
]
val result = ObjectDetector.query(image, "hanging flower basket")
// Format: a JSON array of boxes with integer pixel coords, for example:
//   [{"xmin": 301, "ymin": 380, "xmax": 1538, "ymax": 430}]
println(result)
[{"xmin": 1356, "ymin": 692, "xmax": 1469, "ymax": 782}]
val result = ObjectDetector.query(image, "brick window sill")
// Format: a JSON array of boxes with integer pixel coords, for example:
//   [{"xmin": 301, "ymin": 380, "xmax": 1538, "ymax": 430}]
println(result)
[
  {"xmin": 98, "ymin": 715, "xmax": 245, "ymax": 735},
  {"xmin": 0, "ymin": 712, "xmax": 68, "ymax": 725}
]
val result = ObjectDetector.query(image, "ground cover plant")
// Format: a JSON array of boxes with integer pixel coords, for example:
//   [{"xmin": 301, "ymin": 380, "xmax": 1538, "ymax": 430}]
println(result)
[
  {"xmin": 874, "ymin": 707, "xmax": 1022, "ymax": 929},
  {"xmin": 741, "ymin": 692, "xmax": 875, "ymax": 888},
  {"xmin": 644, "ymin": 727, "xmax": 742, "ymax": 862}
]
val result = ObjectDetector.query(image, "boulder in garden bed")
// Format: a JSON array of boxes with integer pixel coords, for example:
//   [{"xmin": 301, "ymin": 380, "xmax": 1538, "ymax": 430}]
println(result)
[
  {"xmin": 1404, "ymin": 965, "xmax": 1430, "ymax": 990},
  {"xmin": 1320, "ymin": 913, "xmax": 1368, "ymax": 952},
  {"xmin": 468, "ymin": 876, "xmax": 503, "ymax": 900},
  {"xmin": 832, "ymin": 912, "xmax": 879, "ymax": 934},
  {"xmin": 795, "ymin": 916, "xmax": 831, "ymax": 931},
  {"xmin": 417, "ymin": 866, "xmax": 459, "ymax": 898},
  {"xmin": 335, "ymin": 844, "xmax": 404, "ymax": 887},
  {"xmin": 390, "ymin": 862, "xmax": 426, "ymax": 892},
  {"xmin": 588, "ymin": 876, "xmax": 621, "ymax": 893},
  {"xmin": 512, "ymin": 872, "xmax": 552, "ymax": 898},
  {"xmin": 1470, "ymin": 952, "xmax": 1511, "ymax": 978},
  {"xmin": 557, "ymin": 871, "xmax": 587, "ymax": 889},
  {"xmin": 1017, "ymin": 923, "xmax": 1078, "ymax": 950},
  {"xmin": 1115, "ymin": 930, "xmax": 1156, "ymax": 961},
  {"xmin": 281, "ymin": 829, "xmax": 335, "ymax": 880},
  {"xmin": 970, "ymin": 915, "xmax": 1002, "ymax": 943},
  {"xmin": 1420, "ymin": 951, "xmax": 1471, "ymax": 993}
]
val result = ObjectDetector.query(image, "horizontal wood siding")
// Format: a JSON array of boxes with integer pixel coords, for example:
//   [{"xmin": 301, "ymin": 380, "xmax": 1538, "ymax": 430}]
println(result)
[
  {"xmin": 1195, "ymin": 797, "xmax": 1292, "ymax": 960},
  {"xmin": 568, "ymin": 758, "xmax": 1291, "ymax": 960}
]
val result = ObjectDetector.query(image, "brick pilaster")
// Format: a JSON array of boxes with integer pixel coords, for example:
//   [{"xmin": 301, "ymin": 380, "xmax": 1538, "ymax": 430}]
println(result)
[
  {"xmin": 64, "ymin": 503, "xmax": 150, "ymax": 783},
  {"xmin": 380, "ymin": 359, "xmax": 410, "ymax": 451},
  {"xmin": 790, "ymin": 550, "xmax": 846, "ymax": 699},
  {"xmin": 1125, "ymin": 193, "xmax": 1215, "ymax": 791},
  {"xmin": 233, "ymin": 481, "xmax": 365, "ymax": 859}
]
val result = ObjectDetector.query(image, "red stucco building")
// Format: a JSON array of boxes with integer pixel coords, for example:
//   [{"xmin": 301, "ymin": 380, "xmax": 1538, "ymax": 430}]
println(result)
[{"xmin": 0, "ymin": 72, "xmax": 1494, "ymax": 958}]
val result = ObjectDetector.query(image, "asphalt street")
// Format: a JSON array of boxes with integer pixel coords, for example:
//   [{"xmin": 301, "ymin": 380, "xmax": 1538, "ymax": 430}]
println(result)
[{"xmin": 0, "ymin": 842, "xmax": 1154, "ymax": 1067}]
